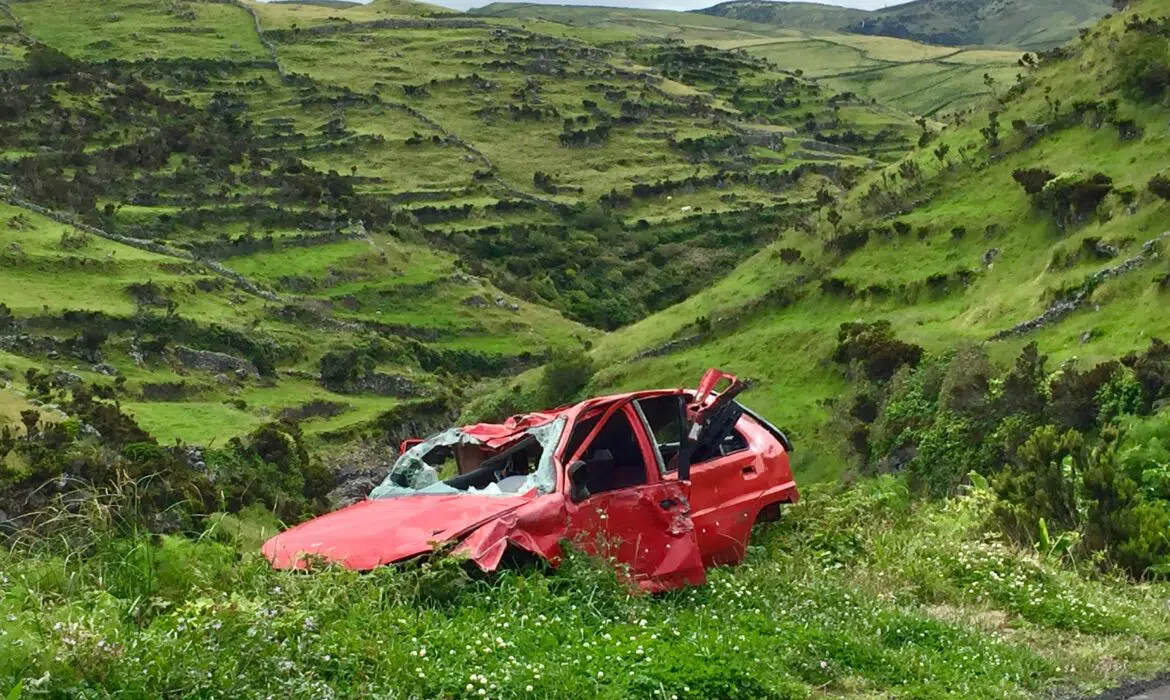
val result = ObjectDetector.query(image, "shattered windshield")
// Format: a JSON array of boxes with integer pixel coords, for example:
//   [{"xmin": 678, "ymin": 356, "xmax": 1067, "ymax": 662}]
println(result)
[{"xmin": 369, "ymin": 417, "xmax": 566, "ymax": 499}]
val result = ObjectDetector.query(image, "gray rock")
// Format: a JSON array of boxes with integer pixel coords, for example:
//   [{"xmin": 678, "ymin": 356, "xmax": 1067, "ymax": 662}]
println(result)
[
  {"xmin": 50, "ymin": 370, "xmax": 83, "ymax": 386},
  {"xmin": 175, "ymin": 345, "xmax": 259, "ymax": 378},
  {"xmin": 354, "ymin": 373, "xmax": 423, "ymax": 398}
]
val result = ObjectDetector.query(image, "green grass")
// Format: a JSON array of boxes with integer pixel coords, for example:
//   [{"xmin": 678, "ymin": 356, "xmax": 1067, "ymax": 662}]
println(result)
[
  {"xmin": 466, "ymin": 0, "xmax": 1170, "ymax": 487},
  {"xmin": 3, "ymin": 477, "xmax": 1168, "ymax": 697},
  {"xmin": 473, "ymin": 3, "xmax": 1026, "ymax": 117},
  {"xmin": 11, "ymin": 0, "xmax": 268, "ymax": 61},
  {"xmin": 698, "ymin": 0, "xmax": 1111, "ymax": 50}
]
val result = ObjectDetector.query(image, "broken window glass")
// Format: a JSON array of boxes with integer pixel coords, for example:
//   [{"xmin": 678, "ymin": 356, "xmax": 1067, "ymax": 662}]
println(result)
[{"xmin": 369, "ymin": 417, "xmax": 567, "ymax": 499}]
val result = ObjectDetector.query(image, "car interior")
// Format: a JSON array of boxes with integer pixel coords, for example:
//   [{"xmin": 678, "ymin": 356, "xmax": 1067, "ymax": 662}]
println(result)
[
  {"xmin": 566, "ymin": 408, "xmax": 651, "ymax": 501},
  {"xmin": 444, "ymin": 436, "xmax": 543, "ymax": 493},
  {"xmin": 636, "ymin": 394, "xmax": 750, "ymax": 471}
]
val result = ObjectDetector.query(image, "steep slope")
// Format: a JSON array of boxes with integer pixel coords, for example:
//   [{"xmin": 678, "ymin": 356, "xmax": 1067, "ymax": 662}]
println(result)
[
  {"xmin": 701, "ymin": 0, "xmax": 1113, "ymax": 49},
  {"xmin": 486, "ymin": 0, "xmax": 1170, "ymax": 482},
  {"xmin": 474, "ymin": 3, "xmax": 1024, "ymax": 116},
  {"xmin": 0, "ymin": 0, "xmax": 914, "ymax": 446}
]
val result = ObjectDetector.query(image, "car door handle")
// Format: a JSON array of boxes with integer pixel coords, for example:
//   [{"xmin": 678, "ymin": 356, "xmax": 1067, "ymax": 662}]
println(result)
[
  {"xmin": 659, "ymin": 498, "xmax": 679, "ymax": 509},
  {"xmin": 742, "ymin": 465, "xmax": 757, "ymax": 475}
]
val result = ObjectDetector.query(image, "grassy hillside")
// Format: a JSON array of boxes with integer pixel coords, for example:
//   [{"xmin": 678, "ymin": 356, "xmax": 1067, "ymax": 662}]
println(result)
[
  {"xmin": 0, "ymin": 0, "xmax": 921, "ymax": 448},
  {"xmin": 475, "ymin": 3, "xmax": 1024, "ymax": 116},
  {"xmin": 700, "ymin": 0, "xmax": 1113, "ymax": 50},
  {"xmin": 505, "ymin": 0, "xmax": 1170, "ymax": 485},
  {"xmin": 2, "ymin": 2, "xmax": 1170, "ymax": 698}
]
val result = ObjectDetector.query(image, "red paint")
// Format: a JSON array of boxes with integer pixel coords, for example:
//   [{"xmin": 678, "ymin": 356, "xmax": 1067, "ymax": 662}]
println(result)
[{"xmin": 263, "ymin": 368, "xmax": 799, "ymax": 591}]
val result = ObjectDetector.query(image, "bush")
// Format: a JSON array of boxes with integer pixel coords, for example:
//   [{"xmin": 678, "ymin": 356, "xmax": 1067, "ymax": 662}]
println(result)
[
  {"xmin": 319, "ymin": 347, "xmax": 375, "ymax": 391},
  {"xmin": 211, "ymin": 421, "xmax": 327, "ymax": 521},
  {"xmin": 1012, "ymin": 167, "xmax": 1056, "ymax": 196},
  {"xmin": 909, "ymin": 412, "xmax": 981, "ymax": 497},
  {"xmin": 832, "ymin": 321, "xmax": 923, "ymax": 382},
  {"xmin": 994, "ymin": 343, "xmax": 1049, "ymax": 420},
  {"xmin": 1117, "ymin": 32, "xmax": 1170, "ymax": 101},
  {"xmin": 993, "ymin": 426, "xmax": 1084, "ymax": 544},
  {"xmin": 1149, "ymin": 173, "xmax": 1170, "ymax": 201},
  {"xmin": 1047, "ymin": 361, "xmax": 1122, "ymax": 432},
  {"xmin": 26, "ymin": 44, "xmax": 76, "ymax": 78},
  {"xmin": 1123, "ymin": 338, "xmax": 1170, "ymax": 412},
  {"xmin": 1082, "ymin": 418, "xmax": 1170, "ymax": 576},
  {"xmin": 540, "ymin": 345, "xmax": 595, "ymax": 406},
  {"xmin": 1032, "ymin": 172, "xmax": 1114, "ymax": 230}
]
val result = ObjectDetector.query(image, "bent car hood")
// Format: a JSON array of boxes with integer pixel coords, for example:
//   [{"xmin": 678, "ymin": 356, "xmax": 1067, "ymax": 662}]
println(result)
[{"xmin": 263, "ymin": 494, "xmax": 530, "ymax": 570}]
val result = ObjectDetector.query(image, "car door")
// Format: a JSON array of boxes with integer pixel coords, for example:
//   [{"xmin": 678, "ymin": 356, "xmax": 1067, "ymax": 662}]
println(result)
[
  {"xmin": 637, "ymin": 392, "xmax": 761, "ymax": 567},
  {"xmin": 686, "ymin": 421, "xmax": 763, "ymax": 566},
  {"xmin": 562, "ymin": 401, "xmax": 706, "ymax": 592}
]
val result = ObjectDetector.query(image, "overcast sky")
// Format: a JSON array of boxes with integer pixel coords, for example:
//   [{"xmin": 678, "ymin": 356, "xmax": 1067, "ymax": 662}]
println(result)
[{"xmin": 300, "ymin": 0, "xmax": 901, "ymax": 14}]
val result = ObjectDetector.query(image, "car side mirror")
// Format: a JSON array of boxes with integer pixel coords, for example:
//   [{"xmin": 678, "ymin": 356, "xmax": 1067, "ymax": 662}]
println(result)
[{"xmin": 567, "ymin": 460, "xmax": 590, "ymax": 503}]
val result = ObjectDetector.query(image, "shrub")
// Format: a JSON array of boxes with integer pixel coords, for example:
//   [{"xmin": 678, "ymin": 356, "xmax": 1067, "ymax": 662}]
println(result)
[
  {"xmin": 319, "ymin": 347, "xmax": 375, "ymax": 391},
  {"xmin": 26, "ymin": 44, "xmax": 76, "ymax": 78},
  {"xmin": 1012, "ymin": 168, "xmax": 1056, "ymax": 196},
  {"xmin": 1117, "ymin": 32, "xmax": 1170, "ymax": 101},
  {"xmin": 1082, "ymin": 419, "xmax": 1170, "ymax": 576},
  {"xmin": 540, "ymin": 345, "xmax": 595, "ymax": 406},
  {"xmin": 1122, "ymin": 338, "xmax": 1170, "ymax": 411},
  {"xmin": 1149, "ymin": 173, "xmax": 1170, "ymax": 201},
  {"xmin": 1032, "ymin": 172, "xmax": 1114, "ymax": 230},
  {"xmin": 1047, "ymin": 361, "xmax": 1122, "ymax": 432},
  {"xmin": 909, "ymin": 412, "xmax": 982, "ymax": 497},
  {"xmin": 993, "ymin": 426, "xmax": 1084, "ymax": 544},
  {"xmin": 994, "ymin": 343, "xmax": 1049, "ymax": 420},
  {"xmin": 937, "ymin": 346, "xmax": 994, "ymax": 421},
  {"xmin": 832, "ymin": 321, "xmax": 923, "ymax": 383}
]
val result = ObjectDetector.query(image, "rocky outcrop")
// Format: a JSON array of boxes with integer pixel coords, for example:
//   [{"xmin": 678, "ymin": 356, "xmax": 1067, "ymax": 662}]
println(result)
[
  {"xmin": 353, "ymin": 373, "xmax": 423, "ymax": 398},
  {"xmin": 175, "ymin": 346, "xmax": 258, "ymax": 378},
  {"xmin": 992, "ymin": 232, "xmax": 1170, "ymax": 340},
  {"xmin": 634, "ymin": 334, "xmax": 705, "ymax": 360}
]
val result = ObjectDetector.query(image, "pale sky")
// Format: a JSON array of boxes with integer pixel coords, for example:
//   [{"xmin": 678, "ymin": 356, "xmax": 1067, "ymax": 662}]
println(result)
[{"xmin": 274, "ymin": 0, "xmax": 901, "ymax": 13}]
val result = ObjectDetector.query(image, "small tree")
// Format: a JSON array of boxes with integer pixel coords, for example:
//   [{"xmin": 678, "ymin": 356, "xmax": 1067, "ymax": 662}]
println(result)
[
  {"xmin": 980, "ymin": 111, "xmax": 1001, "ymax": 149},
  {"xmin": 20, "ymin": 409, "xmax": 39, "ymax": 439},
  {"xmin": 933, "ymin": 143, "xmax": 950, "ymax": 166}
]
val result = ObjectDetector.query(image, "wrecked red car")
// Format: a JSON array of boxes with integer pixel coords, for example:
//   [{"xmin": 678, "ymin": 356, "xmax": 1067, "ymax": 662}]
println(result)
[{"xmin": 263, "ymin": 369, "xmax": 798, "ymax": 591}]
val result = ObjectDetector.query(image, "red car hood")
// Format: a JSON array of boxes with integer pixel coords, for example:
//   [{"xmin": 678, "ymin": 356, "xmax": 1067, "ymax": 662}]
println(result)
[{"xmin": 263, "ymin": 494, "xmax": 530, "ymax": 570}]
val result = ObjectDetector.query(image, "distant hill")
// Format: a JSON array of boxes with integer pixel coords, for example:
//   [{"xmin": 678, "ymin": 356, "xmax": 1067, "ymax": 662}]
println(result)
[
  {"xmin": 473, "ymin": 3, "xmax": 1024, "ymax": 116},
  {"xmin": 699, "ymin": 0, "xmax": 1113, "ymax": 49},
  {"xmin": 271, "ymin": 0, "xmax": 363, "ymax": 8}
]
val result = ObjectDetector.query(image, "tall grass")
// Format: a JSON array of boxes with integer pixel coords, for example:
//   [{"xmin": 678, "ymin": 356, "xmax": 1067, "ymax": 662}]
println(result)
[{"xmin": 3, "ymin": 476, "xmax": 1169, "ymax": 698}]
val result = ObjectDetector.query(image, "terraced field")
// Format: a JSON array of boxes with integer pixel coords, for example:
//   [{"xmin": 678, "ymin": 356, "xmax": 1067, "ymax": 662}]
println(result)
[
  {"xmin": 476, "ymin": 3, "xmax": 1024, "ymax": 117},
  {"xmin": 0, "ymin": 0, "xmax": 919, "ymax": 446}
]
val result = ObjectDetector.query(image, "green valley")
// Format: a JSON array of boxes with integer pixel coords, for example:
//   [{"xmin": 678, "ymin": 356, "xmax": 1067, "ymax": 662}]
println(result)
[{"xmin": 2, "ymin": 0, "xmax": 1170, "ymax": 697}]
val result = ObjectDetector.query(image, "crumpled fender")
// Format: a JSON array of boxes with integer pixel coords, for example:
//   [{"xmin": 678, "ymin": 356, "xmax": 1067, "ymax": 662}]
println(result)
[{"xmin": 453, "ymin": 496, "xmax": 567, "ymax": 571}]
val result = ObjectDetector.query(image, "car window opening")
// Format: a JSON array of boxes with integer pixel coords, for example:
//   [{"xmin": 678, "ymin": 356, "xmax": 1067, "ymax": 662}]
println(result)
[
  {"xmin": 570, "ymin": 408, "xmax": 650, "ymax": 498},
  {"xmin": 369, "ymin": 417, "xmax": 566, "ymax": 499}
]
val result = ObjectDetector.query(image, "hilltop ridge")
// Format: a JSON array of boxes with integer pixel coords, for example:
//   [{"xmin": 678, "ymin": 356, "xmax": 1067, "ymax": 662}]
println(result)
[{"xmin": 699, "ymin": 0, "xmax": 1113, "ymax": 49}]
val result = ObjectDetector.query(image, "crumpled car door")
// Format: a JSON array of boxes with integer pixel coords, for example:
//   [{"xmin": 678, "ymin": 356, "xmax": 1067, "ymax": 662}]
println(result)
[
  {"xmin": 565, "ymin": 480, "xmax": 706, "ymax": 593},
  {"xmin": 564, "ymin": 400, "xmax": 706, "ymax": 592},
  {"xmin": 678, "ymin": 368, "xmax": 750, "ymax": 480}
]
